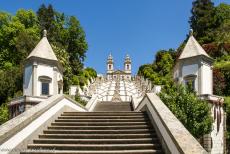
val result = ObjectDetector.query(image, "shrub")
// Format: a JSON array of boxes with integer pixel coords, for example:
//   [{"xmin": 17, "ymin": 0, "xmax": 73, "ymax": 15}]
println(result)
[{"xmin": 159, "ymin": 83, "xmax": 212, "ymax": 138}]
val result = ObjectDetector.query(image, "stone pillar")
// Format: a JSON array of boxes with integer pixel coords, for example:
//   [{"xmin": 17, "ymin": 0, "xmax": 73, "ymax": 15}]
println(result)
[
  {"xmin": 32, "ymin": 62, "xmax": 38, "ymax": 96},
  {"xmin": 203, "ymin": 134, "xmax": 212, "ymax": 153},
  {"xmin": 53, "ymin": 67, "xmax": 58, "ymax": 95}
]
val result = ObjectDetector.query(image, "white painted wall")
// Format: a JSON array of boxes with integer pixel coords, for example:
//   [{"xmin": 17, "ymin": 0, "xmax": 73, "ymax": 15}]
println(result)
[
  {"xmin": 201, "ymin": 64, "xmax": 212, "ymax": 95},
  {"xmin": 24, "ymin": 63, "xmax": 63, "ymax": 97},
  {"xmin": 37, "ymin": 65, "xmax": 54, "ymax": 96},
  {"xmin": 211, "ymin": 105, "xmax": 224, "ymax": 154},
  {"xmin": 23, "ymin": 66, "xmax": 33, "ymax": 96}
]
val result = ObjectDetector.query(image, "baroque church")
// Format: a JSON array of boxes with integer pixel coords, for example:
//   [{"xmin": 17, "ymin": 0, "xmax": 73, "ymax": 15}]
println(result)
[
  {"xmin": 106, "ymin": 54, "xmax": 132, "ymax": 80},
  {"xmin": 0, "ymin": 29, "xmax": 225, "ymax": 154}
]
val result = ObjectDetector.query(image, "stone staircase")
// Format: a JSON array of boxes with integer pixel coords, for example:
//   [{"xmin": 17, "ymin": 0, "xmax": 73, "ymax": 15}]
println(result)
[
  {"xmin": 21, "ymin": 102, "xmax": 164, "ymax": 154},
  {"xmin": 93, "ymin": 101, "xmax": 133, "ymax": 111}
]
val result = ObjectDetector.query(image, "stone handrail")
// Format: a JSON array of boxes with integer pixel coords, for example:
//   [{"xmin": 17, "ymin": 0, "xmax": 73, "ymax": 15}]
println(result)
[
  {"xmin": 0, "ymin": 94, "xmax": 86, "ymax": 145},
  {"xmin": 85, "ymin": 94, "xmax": 98, "ymax": 111},
  {"xmin": 135, "ymin": 93, "xmax": 207, "ymax": 154}
]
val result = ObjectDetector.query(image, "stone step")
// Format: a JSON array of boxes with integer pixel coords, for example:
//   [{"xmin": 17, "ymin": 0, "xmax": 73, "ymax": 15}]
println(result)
[
  {"xmin": 93, "ymin": 102, "xmax": 133, "ymax": 111},
  {"xmin": 51, "ymin": 121, "xmax": 149, "ymax": 126},
  {"xmin": 47, "ymin": 125, "xmax": 151, "ymax": 130},
  {"xmin": 33, "ymin": 138, "xmax": 158, "ymax": 144},
  {"xmin": 55, "ymin": 118, "xmax": 148, "ymax": 122},
  {"xmin": 93, "ymin": 107, "xmax": 132, "ymax": 111},
  {"xmin": 58, "ymin": 115, "xmax": 147, "ymax": 119},
  {"xmin": 22, "ymin": 111, "xmax": 163, "ymax": 154},
  {"xmin": 43, "ymin": 129, "xmax": 155, "ymax": 134},
  {"xmin": 21, "ymin": 149, "xmax": 164, "ymax": 154},
  {"xmin": 27, "ymin": 143, "xmax": 161, "ymax": 151},
  {"xmin": 39, "ymin": 133, "xmax": 156, "ymax": 139},
  {"xmin": 61, "ymin": 112, "xmax": 144, "ymax": 116}
]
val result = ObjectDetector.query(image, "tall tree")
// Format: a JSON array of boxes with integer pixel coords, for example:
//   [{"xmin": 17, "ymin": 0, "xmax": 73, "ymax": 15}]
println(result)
[
  {"xmin": 66, "ymin": 16, "xmax": 88, "ymax": 74},
  {"xmin": 37, "ymin": 4, "xmax": 56, "ymax": 41},
  {"xmin": 189, "ymin": 0, "xmax": 216, "ymax": 44}
]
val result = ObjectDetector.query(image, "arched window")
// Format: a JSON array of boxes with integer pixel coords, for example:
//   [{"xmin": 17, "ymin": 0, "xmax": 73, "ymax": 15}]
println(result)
[
  {"xmin": 126, "ymin": 64, "xmax": 129, "ymax": 70},
  {"xmin": 109, "ymin": 64, "xmax": 111, "ymax": 70},
  {"xmin": 39, "ymin": 76, "xmax": 52, "ymax": 96}
]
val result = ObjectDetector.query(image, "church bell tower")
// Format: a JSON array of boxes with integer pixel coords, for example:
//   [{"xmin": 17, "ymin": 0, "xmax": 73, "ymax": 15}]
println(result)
[
  {"xmin": 107, "ymin": 53, "xmax": 114, "ymax": 79},
  {"xmin": 124, "ymin": 54, "xmax": 131, "ymax": 74}
]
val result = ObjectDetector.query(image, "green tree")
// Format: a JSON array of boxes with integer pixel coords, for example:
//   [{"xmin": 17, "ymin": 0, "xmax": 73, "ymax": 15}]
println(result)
[
  {"xmin": 138, "ymin": 49, "xmax": 175, "ymax": 85},
  {"xmin": 159, "ymin": 83, "xmax": 212, "ymax": 138},
  {"xmin": 189, "ymin": 0, "xmax": 216, "ymax": 44},
  {"xmin": 85, "ymin": 67, "xmax": 97, "ymax": 79},
  {"xmin": 66, "ymin": 16, "xmax": 88, "ymax": 74},
  {"xmin": 37, "ymin": 4, "xmax": 56, "ymax": 41}
]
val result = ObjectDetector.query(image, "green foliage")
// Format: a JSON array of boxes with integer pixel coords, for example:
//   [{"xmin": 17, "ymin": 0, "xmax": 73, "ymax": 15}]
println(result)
[
  {"xmin": 85, "ymin": 67, "xmax": 97, "ymax": 79},
  {"xmin": 214, "ymin": 56, "xmax": 230, "ymax": 70},
  {"xmin": 0, "ymin": 66, "xmax": 23, "ymax": 103},
  {"xmin": 0, "ymin": 4, "xmax": 94, "ymax": 107},
  {"xmin": 72, "ymin": 75, "xmax": 80, "ymax": 85},
  {"xmin": 159, "ymin": 83, "xmax": 212, "ymax": 138},
  {"xmin": 138, "ymin": 49, "xmax": 175, "ymax": 85},
  {"xmin": 75, "ymin": 95, "xmax": 87, "ymax": 106},
  {"xmin": 71, "ymin": 67, "xmax": 97, "ymax": 88},
  {"xmin": 0, "ymin": 10, "xmax": 40, "ymax": 67},
  {"xmin": 214, "ymin": 3, "xmax": 230, "ymax": 44},
  {"xmin": 67, "ymin": 16, "xmax": 88, "ymax": 74},
  {"xmin": 36, "ymin": 4, "xmax": 89, "ymax": 90},
  {"xmin": 0, "ymin": 103, "xmax": 9, "ymax": 125},
  {"xmin": 189, "ymin": 0, "xmax": 216, "ymax": 44},
  {"xmin": 37, "ymin": 4, "xmax": 56, "ymax": 41}
]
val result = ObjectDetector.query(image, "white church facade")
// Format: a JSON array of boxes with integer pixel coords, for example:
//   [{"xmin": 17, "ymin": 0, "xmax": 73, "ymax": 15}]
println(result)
[{"xmin": 106, "ymin": 54, "xmax": 132, "ymax": 80}]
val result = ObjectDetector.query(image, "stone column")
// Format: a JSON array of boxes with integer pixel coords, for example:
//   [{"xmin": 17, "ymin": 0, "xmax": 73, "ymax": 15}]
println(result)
[
  {"xmin": 32, "ymin": 62, "xmax": 38, "ymax": 96},
  {"xmin": 203, "ymin": 134, "xmax": 212, "ymax": 153},
  {"xmin": 53, "ymin": 67, "xmax": 58, "ymax": 95}
]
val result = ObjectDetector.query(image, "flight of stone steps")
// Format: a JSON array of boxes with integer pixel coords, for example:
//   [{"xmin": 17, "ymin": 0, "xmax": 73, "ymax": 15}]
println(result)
[
  {"xmin": 93, "ymin": 101, "xmax": 133, "ymax": 111},
  {"xmin": 21, "ymin": 102, "xmax": 164, "ymax": 154}
]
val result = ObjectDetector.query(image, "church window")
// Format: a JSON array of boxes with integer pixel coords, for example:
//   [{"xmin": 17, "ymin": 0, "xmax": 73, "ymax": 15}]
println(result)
[
  {"xmin": 126, "ymin": 64, "xmax": 129, "ymax": 70},
  {"xmin": 109, "ymin": 64, "xmax": 111, "ymax": 70}
]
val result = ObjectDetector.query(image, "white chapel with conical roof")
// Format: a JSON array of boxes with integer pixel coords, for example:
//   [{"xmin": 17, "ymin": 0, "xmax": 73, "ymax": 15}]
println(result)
[
  {"xmin": 173, "ymin": 29, "xmax": 214, "ymax": 95},
  {"xmin": 10, "ymin": 30, "xmax": 63, "ymax": 118},
  {"xmin": 174, "ymin": 29, "xmax": 225, "ymax": 154},
  {"xmin": 24, "ymin": 30, "xmax": 63, "ymax": 97}
]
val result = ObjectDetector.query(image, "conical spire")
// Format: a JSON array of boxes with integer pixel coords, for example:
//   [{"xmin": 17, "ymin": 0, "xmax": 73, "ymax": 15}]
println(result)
[
  {"xmin": 179, "ymin": 29, "xmax": 210, "ymax": 60},
  {"xmin": 27, "ymin": 30, "xmax": 58, "ymax": 61}
]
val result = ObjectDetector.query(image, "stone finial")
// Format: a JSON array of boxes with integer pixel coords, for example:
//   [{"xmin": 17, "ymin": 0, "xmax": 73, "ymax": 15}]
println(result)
[
  {"xmin": 43, "ymin": 29, "xmax": 47, "ymax": 37},
  {"xmin": 189, "ymin": 29, "xmax": 193, "ymax": 36}
]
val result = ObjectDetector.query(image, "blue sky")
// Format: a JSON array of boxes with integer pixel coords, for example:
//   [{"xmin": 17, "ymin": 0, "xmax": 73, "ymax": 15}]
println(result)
[{"xmin": 0, "ymin": 0, "xmax": 229, "ymax": 75}]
